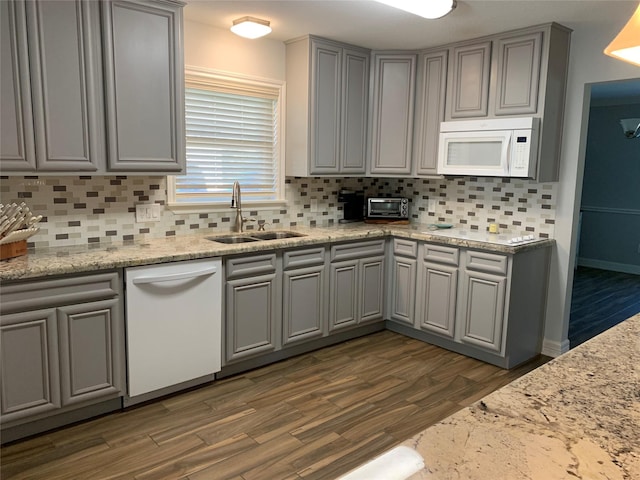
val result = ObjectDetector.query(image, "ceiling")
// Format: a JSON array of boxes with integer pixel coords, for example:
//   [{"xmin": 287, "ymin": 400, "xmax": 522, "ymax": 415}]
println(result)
[{"xmin": 184, "ymin": 0, "xmax": 639, "ymax": 51}]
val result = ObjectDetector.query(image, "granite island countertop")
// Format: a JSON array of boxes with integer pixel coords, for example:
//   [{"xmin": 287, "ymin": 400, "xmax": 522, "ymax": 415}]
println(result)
[
  {"xmin": 0, "ymin": 223, "xmax": 554, "ymax": 281},
  {"xmin": 397, "ymin": 313, "xmax": 640, "ymax": 480}
]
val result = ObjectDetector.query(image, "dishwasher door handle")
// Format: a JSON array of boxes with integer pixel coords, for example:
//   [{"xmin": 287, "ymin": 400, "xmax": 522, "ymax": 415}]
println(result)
[{"xmin": 131, "ymin": 266, "xmax": 218, "ymax": 285}]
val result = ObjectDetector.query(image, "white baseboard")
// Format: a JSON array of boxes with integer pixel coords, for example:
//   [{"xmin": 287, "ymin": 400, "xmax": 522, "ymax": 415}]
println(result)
[
  {"xmin": 577, "ymin": 258, "xmax": 640, "ymax": 275},
  {"xmin": 541, "ymin": 338, "xmax": 570, "ymax": 357}
]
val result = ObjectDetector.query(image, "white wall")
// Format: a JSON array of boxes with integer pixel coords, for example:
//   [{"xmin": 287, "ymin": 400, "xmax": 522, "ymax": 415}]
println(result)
[
  {"xmin": 184, "ymin": 20, "xmax": 286, "ymax": 80},
  {"xmin": 542, "ymin": 17, "xmax": 640, "ymax": 356}
]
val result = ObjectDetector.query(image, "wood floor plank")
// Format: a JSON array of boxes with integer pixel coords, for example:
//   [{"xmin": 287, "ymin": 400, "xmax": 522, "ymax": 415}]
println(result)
[{"xmin": 1, "ymin": 331, "xmax": 547, "ymax": 480}]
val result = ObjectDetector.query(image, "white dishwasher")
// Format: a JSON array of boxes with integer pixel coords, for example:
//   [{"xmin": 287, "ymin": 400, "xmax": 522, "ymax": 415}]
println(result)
[{"xmin": 125, "ymin": 258, "xmax": 222, "ymax": 400}]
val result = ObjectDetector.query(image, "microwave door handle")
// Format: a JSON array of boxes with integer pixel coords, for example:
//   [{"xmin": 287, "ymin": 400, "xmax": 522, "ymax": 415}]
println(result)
[{"xmin": 503, "ymin": 134, "xmax": 512, "ymax": 174}]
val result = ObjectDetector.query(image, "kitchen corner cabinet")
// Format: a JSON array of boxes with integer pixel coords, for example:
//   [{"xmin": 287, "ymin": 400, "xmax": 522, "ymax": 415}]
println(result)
[
  {"xmin": 329, "ymin": 240, "xmax": 385, "ymax": 331},
  {"xmin": 224, "ymin": 253, "xmax": 279, "ymax": 363},
  {"xmin": 0, "ymin": 272, "xmax": 124, "ymax": 427},
  {"xmin": 387, "ymin": 239, "xmax": 417, "ymax": 326},
  {"xmin": 368, "ymin": 52, "xmax": 417, "ymax": 175},
  {"xmin": 102, "ymin": 0, "xmax": 185, "ymax": 173},
  {"xmin": 0, "ymin": 0, "xmax": 104, "ymax": 173},
  {"xmin": 415, "ymin": 243, "xmax": 459, "ymax": 339},
  {"xmin": 412, "ymin": 49, "xmax": 448, "ymax": 176},
  {"xmin": 282, "ymin": 248, "xmax": 327, "ymax": 346},
  {"xmin": 285, "ymin": 36, "xmax": 370, "ymax": 176}
]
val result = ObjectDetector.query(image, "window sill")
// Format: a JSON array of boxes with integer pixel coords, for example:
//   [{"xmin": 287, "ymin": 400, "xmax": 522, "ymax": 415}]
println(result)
[{"xmin": 167, "ymin": 200, "xmax": 288, "ymax": 215}]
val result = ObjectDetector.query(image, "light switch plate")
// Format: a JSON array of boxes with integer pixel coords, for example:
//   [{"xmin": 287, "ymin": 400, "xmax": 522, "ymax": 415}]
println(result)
[{"xmin": 135, "ymin": 203, "xmax": 161, "ymax": 223}]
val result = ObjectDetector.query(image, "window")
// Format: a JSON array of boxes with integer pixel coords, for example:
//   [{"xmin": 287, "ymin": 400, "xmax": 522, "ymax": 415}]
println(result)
[{"xmin": 168, "ymin": 68, "xmax": 285, "ymax": 210}]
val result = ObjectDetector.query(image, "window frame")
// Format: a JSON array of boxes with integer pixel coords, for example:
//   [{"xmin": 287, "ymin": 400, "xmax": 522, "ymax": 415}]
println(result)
[{"xmin": 168, "ymin": 66, "xmax": 286, "ymax": 213}]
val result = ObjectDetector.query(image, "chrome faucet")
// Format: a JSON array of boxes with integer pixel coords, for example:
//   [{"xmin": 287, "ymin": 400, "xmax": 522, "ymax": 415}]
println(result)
[{"xmin": 231, "ymin": 180, "xmax": 244, "ymax": 232}]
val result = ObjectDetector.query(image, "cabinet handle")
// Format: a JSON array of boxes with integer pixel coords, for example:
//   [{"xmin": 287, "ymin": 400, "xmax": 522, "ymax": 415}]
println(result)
[{"xmin": 132, "ymin": 266, "xmax": 217, "ymax": 285}]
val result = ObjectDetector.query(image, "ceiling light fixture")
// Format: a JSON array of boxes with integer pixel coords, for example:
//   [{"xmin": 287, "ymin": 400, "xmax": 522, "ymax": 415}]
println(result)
[
  {"xmin": 230, "ymin": 16, "xmax": 272, "ymax": 39},
  {"xmin": 374, "ymin": 0, "xmax": 456, "ymax": 19},
  {"xmin": 620, "ymin": 118, "xmax": 640, "ymax": 139},
  {"xmin": 604, "ymin": 3, "xmax": 640, "ymax": 67}
]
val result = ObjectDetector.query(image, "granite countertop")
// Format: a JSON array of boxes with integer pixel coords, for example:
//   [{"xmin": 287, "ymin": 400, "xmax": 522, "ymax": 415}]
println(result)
[
  {"xmin": 398, "ymin": 313, "xmax": 640, "ymax": 480},
  {"xmin": 0, "ymin": 223, "xmax": 554, "ymax": 281}
]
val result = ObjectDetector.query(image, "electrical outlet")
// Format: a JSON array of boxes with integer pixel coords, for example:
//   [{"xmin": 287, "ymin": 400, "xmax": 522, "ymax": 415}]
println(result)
[
  {"xmin": 135, "ymin": 203, "xmax": 161, "ymax": 223},
  {"xmin": 427, "ymin": 198, "xmax": 437, "ymax": 214}
]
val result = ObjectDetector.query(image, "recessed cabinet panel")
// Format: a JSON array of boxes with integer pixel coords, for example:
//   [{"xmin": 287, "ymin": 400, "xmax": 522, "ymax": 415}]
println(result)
[
  {"xmin": 329, "ymin": 262, "xmax": 358, "ymax": 331},
  {"xmin": 389, "ymin": 257, "xmax": 416, "ymax": 326},
  {"xmin": 103, "ymin": 0, "xmax": 184, "ymax": 172},
  {"xmin": 459, "ymin": 270, "xmax": 506, "ymax": 352},
  {"xmin": 360, "ymin": 257, "xmax": 384, "ymax": 323},
  {"xmin": 27, "ymin": 0, "xmax": 103, "ymax": 171},
  {"xmin": 283, "ymin": 266, "xmax": 325, "ymax": 345},
  {"xmin": 0, "ymin": 309, "xmax": 60, "ymax": 423},
  {"xmin": 418, "ymin": 263, "xmax": 457, "ymax": 338},
  {"xmin": 311, "ymin": 43, "xmax": 341, "ymax": 173},
  {"xmin": 447, "ymin": 42, "xmax": 491, "ymax": 119},
  {"xmin": 369, "ymin": 54, "xmax": 416, "ymax": 174},
  {"xmin": 0, "ymin": 0, "xmax": 36, "ymax": 171},
  {"xmin": 58, "ymin": 299, "xmax": 122, "ymax": 406},
  {"xmin": 341, "ymin": 49, "xmax": 369, "ymax": 172},
  {"xmin": 494, "ymin": 32, "xmax": 542, "ymax": 115}
]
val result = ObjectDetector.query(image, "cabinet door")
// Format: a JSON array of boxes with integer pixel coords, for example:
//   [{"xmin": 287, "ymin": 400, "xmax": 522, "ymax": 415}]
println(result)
[
  {"xmin": 282, "ymin": 265, "xmax": 325, "ymax": 346},
  {"xmin": 389, "ymin": 256, "xmax": 416, "ymax": 326},
  {"xmin": 359, "ymin": 256, "xmax": 385, "ymax": 323},
  {"xmin": 413, "ymin": 50, "xmax": 447, "ymax": 176},
  {"xmin": 369, "ymin": 54, "xmax": 416, "ymax": 175},
  {"xmin": 447, "ymin": 41, "xmax": 491, "ymax": 119},
  {"xmin": 310, "ymin": 40, "xmax": 341, "ymax": 174},
  {"xmin": 0, "ymin": 0, "xmax": 36, "ymax": 171},
  {"xmin": 494, "ymin": 32, "xmax": 542, "ymax": 116},
  {"xmin": 226, "ymin": 273, "xmax": 278, "ymax": 361},
  {"xmin": 0, "ymin": 309, "xmax": 60, "ymax": 423},
  {"xmin": 341, "ymin": 48, "xmax": 368, "ymax": 173},
  {"xmin": 329, "ymin": 261, "xmax": 358, "ymax": 331},
  {"xmin": 57, "ymin": 299, "xmax": 123, "ymax": 407},
  {"xmin": 416, "ymin": 262, "xmax": 458, "ymax": 338},
  {"xmin": 26, "ymin": 0, "xmax": 103, "ymax": 172},
  {"xmin": 459, "ymin": 269, "xmax": 506, "ymax": 352},
  {"xmin": 102, "ymin": 0, "xmax": 185, "ymax": 172}
]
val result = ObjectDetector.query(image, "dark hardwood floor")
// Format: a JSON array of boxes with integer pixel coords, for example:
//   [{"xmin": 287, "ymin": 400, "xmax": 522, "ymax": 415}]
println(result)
[
  {"xmin": 1, "ymin": 331, "xmax": 548, "ymax": 480},
  {"xmin": 569, "ymin": 266, "xmax": 640, "ymax": 348}
]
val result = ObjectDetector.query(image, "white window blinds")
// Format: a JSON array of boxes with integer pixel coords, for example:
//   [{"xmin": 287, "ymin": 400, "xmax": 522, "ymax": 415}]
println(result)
[{"xmin": 173, "ymin": 72, "xmax": 282, "ymax": 204}]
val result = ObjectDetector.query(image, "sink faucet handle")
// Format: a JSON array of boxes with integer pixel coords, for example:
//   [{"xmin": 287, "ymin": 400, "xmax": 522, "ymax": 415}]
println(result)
[{"xmin": 258, "ymin": 220, "xmax": 270, "ymax": 231}]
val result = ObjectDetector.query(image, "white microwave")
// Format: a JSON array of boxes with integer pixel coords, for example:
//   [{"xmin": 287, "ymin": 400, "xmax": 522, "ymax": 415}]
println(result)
[{"xmin": 437, "ymin": 117, "xmax": 540, "ymax": 178}]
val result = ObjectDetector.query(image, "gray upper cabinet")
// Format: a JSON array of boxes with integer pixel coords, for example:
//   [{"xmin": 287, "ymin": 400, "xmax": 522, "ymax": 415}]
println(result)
[
  {"xmin": 493, "ymin": 32, "xmax": 542, "ymax": 116},
  {"xmin": 0, "ymin": 0, "xmax": 35, "ymax": 171},
  {"xmin": 412, "ymin": 49, "xmax": 448, "ymax": 176},
  {"xmin": 285, "ymin": 36, "xmax": 370, "ymax": 176},
  {"xmin": 446, "ymin": 41, "xmax": 491, "ymax": 119},
  {"xmin": 102, "ymin": 0, "xmax": 185, "ymax": 173},
  {"xmin": 1, "ymin": 0, "xmax": 103, "ymax": 173},
  {"xmin": 368, "ymin": 53, "xmax": 417, "ymax": 175}
]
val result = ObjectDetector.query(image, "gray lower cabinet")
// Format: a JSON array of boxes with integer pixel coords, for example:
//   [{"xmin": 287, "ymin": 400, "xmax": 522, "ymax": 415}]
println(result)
[
  {"xmin": 329, "ymin": 240, "xmax": 385, "ymax": 331},
  {"xmin": 415, "ymin": 244, "xmax": 459, "ymax": 339},
  {"xmin": 282, "ymin": 247, "xmax": 326, "ymax": 346},
  {"xmin": 0, "ymin": 272, "xmax": 124, "ymax": 427},
  {"xmin": 387, "ymin": 239, "xmax": 417, "ymax": 326},
  {"xmin": 0, "ymin": 0, "xmax": 104, "ymax": 173},
  {"xmin": 225, "ymin": 253, "xmax": 279, "ymax": 362}
]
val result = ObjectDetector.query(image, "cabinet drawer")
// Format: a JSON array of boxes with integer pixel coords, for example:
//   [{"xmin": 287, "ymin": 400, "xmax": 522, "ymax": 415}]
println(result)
[
  {"xmin": 423, "ymin": 244, "xmax": 459, "ymax": 266},
  {"xmin": 283, "ymin": 247, "xmax": 325, "ymax": 270},
  {"xmin": 330, "ymin": 240, "xmax": 385, "ymax": 262},
  {"xmin": 465, "ymin": 250, "xmax": 508, "ymax": 275},
  {"xmin": 393, "ymin": 238, "xmax": 417, "ymax": 258},
  {"xmin": 0, "ymin": 272, "xmax": 120, "ymax": 315},
  {"xmin": 225, "ymin": 253, "xmax": 277, "ymax": 279}
]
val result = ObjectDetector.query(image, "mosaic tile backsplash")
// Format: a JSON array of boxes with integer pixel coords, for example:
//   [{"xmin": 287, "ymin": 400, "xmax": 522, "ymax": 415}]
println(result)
[{"xmin": 0, "ymin": 176, "xmax": 557, "ymax": 249}]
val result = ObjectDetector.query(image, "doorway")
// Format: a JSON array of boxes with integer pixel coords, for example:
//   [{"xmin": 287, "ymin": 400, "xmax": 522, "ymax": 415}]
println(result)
[{"xmin": 569, "ymin": 78, "xmax": 640, "ymax": 348}]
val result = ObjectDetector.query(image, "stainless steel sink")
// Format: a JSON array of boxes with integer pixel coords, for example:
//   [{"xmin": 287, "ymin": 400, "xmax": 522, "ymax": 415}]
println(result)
[
  {"xmin": 205, "ymin": 231, "xmax": 306, "ymax": 243},
  {"xmin": 249, "ymin": 231, "xmax": 306, "ymax": 240},
  {"xmin": 205, "ymin": 235, "xmax": 260, "ymax": 244}
]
